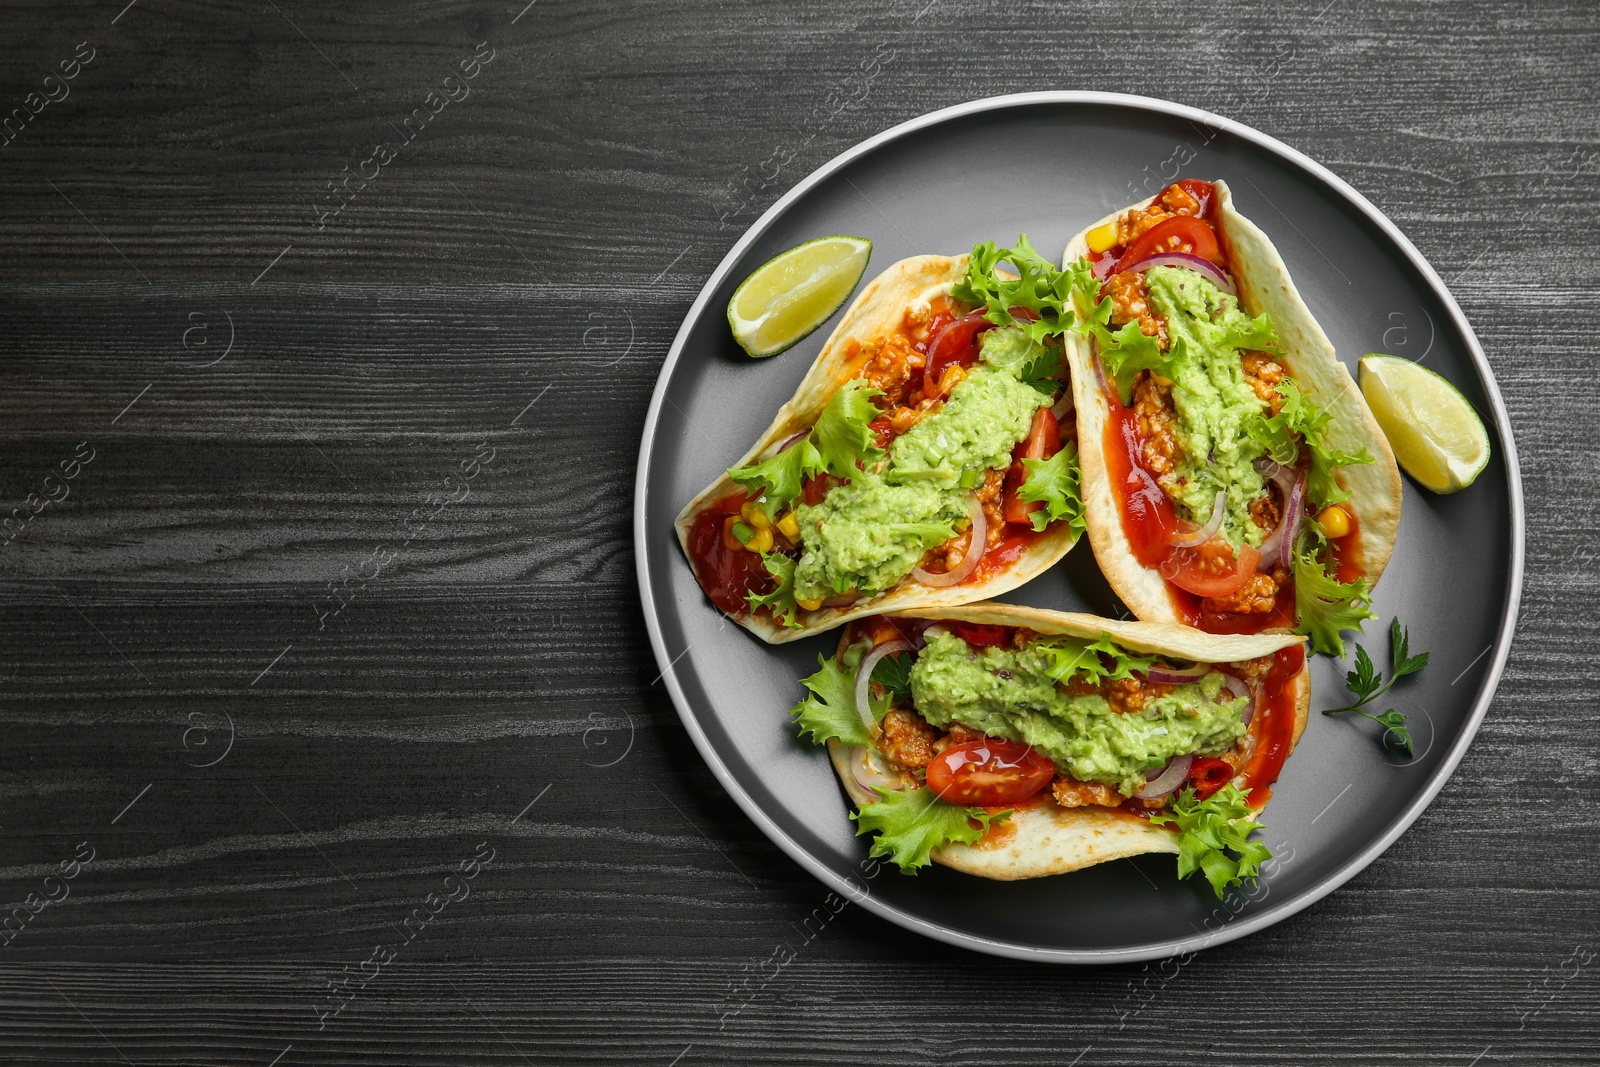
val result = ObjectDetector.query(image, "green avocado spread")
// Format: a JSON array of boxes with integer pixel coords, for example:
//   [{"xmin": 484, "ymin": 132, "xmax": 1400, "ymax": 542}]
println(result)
[
  {"xmin": 792, "ymin": 325, "xmax": 1048, "ymax": 602},
  {"xmin": 908, "ymin": 627, "xmax": 1247, "ymax": 795},
  {"xmin": 1143, "ymin": 265, "xmax": 1277, "ymax": 549}
]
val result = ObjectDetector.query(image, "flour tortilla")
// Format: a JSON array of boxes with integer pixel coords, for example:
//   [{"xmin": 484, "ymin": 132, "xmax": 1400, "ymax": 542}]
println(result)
[
  {"xmin": 676, "ymin": 255, "xmax": 1081, "ymax": 644},
  {"xmin": 1062, "ymin": 181, "xmax": 1403, "ymax": 624},
  {"xmin": 827, "ymin": 602, "xmax": 1310, "ymax": 881}
]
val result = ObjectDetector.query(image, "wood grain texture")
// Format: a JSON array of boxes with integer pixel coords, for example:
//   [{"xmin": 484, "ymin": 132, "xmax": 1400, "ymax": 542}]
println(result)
[{"xmin": 0, "ymin": 0, "xmax": 1596, "ymax": 1062}]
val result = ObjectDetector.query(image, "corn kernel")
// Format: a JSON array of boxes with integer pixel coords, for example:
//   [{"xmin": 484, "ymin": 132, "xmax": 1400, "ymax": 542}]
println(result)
[
  {"xmin": 745, "ymin": 527, "xmax": 773, "ymax": 553},
  {"xmin": 1086, "ymin": 222, "xmax": 1119, "ymax": 254},
  {"xmin": 740, "ymin": 502, "xmax": 772, "ymax": 530},
  {"xmin": 721, "ymin": 516, "xmax": 744, "ymax": 552},
  {"xmin": 1316, "ymin": 505, "xmax": 1351, "ymax": 539},
  {"xmin": 795, "ymin": 594, "xmax": 824, "ymax": 611},
  {"xmin": 776, "ymin": 511, "xmax": 800, "ymax": 540}
]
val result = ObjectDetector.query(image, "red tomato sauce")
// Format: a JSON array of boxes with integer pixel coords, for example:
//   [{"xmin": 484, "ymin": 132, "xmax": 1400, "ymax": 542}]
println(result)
[
  {"xmin": 973, "ymin": 524, "xmax": 1050, "ymax": 583},
  {"xmin": 1101, "ymin": 389, "xmax": 1180, "ymax": 567},
  {"xmin": 684, "ymin": 491, "xmax": 772, "ymax": 616},
  {"xmin": 1237, "ymin": 644, "xmax": 1307, "ymax": 808}
]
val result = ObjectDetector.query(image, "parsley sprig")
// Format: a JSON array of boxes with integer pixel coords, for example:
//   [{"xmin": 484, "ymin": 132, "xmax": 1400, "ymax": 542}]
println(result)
[{"xmin": 1320, "ymin": 617, "xmax": 1430, "ymax": 756}]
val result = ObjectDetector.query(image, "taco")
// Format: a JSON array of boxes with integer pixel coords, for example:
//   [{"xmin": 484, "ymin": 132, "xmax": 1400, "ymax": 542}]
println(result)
[
  {"xmin": 1061, "ymin": 179, "xmax": 1403, "ymax": 655},
  {"xmin": 678, "ymin": 240, "xmax": 1089, "ymax": 643},
  {"xmin": 787, "ymin": 603, "xmax": 1309, "ymax": 895}
]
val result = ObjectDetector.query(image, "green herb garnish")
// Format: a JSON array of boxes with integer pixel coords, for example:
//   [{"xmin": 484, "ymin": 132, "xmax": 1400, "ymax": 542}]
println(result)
[{"xmin": 1320, "ymin": 617, "xmax": 1429, "ymax": 756}]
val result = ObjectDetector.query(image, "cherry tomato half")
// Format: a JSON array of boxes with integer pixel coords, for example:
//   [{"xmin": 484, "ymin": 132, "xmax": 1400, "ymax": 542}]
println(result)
[
  {"xmin": 922, "ymin": 311, "xmax": 993, "ymax": 398},
  {"xmin": 925, "ymin": 738, "xmax": 1055, "ymax": 806},
  {"xmin": 1114, "ymin": 215, "xmax": 1223, "ymax": 274},
  {"xmin": 1162, "ymin": 540, "xmax": 1261, "ymax": 598},
  {"xmin": 941, "ymin": 621, "xmax": 1011, "ymax": 648},
  {"xmin": 1002, "ymin": 407, "xmax": 1062, "ymax": 525},
  {"xmin": 1186, "ymin": 756, "xmax": 1234, "ymax": 800}
]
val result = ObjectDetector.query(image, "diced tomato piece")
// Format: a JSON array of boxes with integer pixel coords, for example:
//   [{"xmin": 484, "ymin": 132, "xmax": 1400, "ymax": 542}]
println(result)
[
  {"xmin": 1002, "ymin": 407, "xmax": 1061, "ymax": 525},
  {"xmin": 922, "ymin": 311, "xmax": 993, "ymax": 399},
  {"xmin": 925, "ymin": 738, "xmax": 1055, "ymax": 806},
  {"xmin": 802, "ymin": 472, "xmax": 845, "ymax": 507},
  {"xmin": 942, "ymin": 621, "xmax": 1011, "ymax": 648}
]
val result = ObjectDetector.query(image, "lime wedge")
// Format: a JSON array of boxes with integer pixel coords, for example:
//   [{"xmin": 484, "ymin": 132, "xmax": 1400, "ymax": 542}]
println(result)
[
  {"xmin": 1359, "ymin": 354, "xmax": 1491, "ymax": 494},
  {"xmin": 727, "ymin": 235, "xmax": 872, "ymax": 358}
]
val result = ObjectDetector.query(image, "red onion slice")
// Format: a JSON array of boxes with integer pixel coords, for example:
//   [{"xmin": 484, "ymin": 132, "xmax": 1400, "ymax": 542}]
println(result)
[
  {"xmin": 1222, "ymin": 673, "xmax": 1256, "ymax": 726},
  {"xmin": 1091, "ymin": 344, "xmax": 1112, "ymax": 399},
  {"xmin": 1122, "ymin": 253, "xmax": 1237, "ymax": 297},
  {"xmin": 1051, "ymin": 386, "xmax": 1075, "ymax": 420},
  {"xmin": 853, "ymin": 639, "xmax": 913, "ymax": 735},
  {"xmin": 1170, "ymin": 489, "xmax": 1226, "ymax": 549},
  {"xmin": 1135, "ymin": 753, "xmax": 1195, "ymax": 800},
  {"xmin": 1278, "ymin": 469, "xmax": 1308, "ymax": 572},
  {"xmin": 1142, "ymin": 663, "xmax": 1211, "ymax": 685},
  {"xmin": 912, "ymin": 493, "xmax": 987, "ymax": 588},
  {"xmin": 1254, "ymin": 459, "xmax": 1297, "ymax": 563},
  {"xmin": 845, "ymin": 745, "xmax": 905, "ymax": 793}
]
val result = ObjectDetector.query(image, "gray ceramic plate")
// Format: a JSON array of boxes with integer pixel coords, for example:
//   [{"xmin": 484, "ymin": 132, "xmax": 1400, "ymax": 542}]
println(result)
[{"xmin": 633, "ymin": 93, "xmax": 1523, "ymax": 963}]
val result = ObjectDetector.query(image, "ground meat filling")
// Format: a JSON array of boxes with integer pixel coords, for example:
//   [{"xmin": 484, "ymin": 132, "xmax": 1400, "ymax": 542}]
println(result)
[
  {"xmin": 1108, "ymin": 271, "xmax": 1167, "ymax": 345},
  {"xmin": 1133, "ymin": 375, "xmax": 1180, "ymax": 479},
  {"xmin": 1249, "ymin": 483, "xmax": 1282, "ymax": 534},
  {"xmin": 878, "ymin": 707, "xmax": 939, "ymax": 769},
  {"xmin": 1052, "ymin": 778, "xmax": 1120, "ymax": 809},
  {"xmin": 859, "ymin": 332, "xmax": 924, "ymax": 412},
  {"xmin": 1241, "ymin": 351, "xmax": 1287, "ymax": 416},
  {"xmin": 1202, "ymin": 568, "xmax": 1287, "ymax": 615},
  {"xmin": 1105, "ymin": 675, "xmax": 1175, "ymax": 714},
  {"xmin": 924, "ymin": 468, "xmax": 1007, "ymax": 574}
]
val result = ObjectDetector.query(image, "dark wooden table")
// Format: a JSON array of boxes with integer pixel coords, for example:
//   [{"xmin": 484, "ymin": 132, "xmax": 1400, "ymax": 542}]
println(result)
[{"xmin": 1, "ymin": 0, "xmax": 1595, "ymax": 1062}]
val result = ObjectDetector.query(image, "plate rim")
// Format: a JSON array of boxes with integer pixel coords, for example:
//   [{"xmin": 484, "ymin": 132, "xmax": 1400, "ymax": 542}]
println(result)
[{"xmin": 632, "ymin": 90, "xmax": 1525, "ymax": 963}]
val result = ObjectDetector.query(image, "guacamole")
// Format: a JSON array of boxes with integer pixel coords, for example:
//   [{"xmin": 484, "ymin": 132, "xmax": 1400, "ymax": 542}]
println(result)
[
  {"xmin": 1143, "ymin": 266, "xmax": 1276, "ymax": 549},
  {"xmin": 792, "ymin": 325, "xmax": 1048, "ymax": 601},
  {"xmin": 908, "ymin": 627, "xmax": 1247, "ymax": 795}
]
